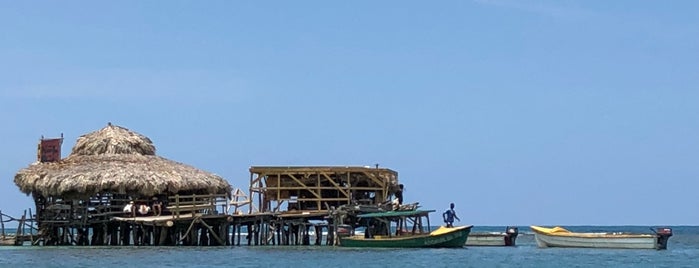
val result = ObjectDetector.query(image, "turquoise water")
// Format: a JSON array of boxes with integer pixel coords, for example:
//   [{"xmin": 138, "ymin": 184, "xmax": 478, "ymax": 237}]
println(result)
[{"xmin": 1, "ymin": 226, "xmax": 697, "ymax": 267}]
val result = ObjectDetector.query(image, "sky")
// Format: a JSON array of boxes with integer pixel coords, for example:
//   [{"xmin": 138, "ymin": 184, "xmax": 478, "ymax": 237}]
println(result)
[{"xmin": 1, "ymin": 0, "xmax": 698, "ymax": 227}]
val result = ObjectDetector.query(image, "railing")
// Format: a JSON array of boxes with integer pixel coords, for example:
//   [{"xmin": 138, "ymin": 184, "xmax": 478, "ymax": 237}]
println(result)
[
  {"xmin": 167, "ymin": 194, "xmax": 228, "ymax": 219},
  {"xmin": 1, "ymin": 209, "xmax": 37, "ymax": 246}
]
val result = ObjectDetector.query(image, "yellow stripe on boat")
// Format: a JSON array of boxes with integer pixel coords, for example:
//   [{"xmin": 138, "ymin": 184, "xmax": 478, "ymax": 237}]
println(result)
[
  {"xmin": 431, "ymin": 226, "xmax": 467, "ymax": 236},
  {"xmin": 530, "ymin": 226, "xmax": 654, "ymax": 238}
]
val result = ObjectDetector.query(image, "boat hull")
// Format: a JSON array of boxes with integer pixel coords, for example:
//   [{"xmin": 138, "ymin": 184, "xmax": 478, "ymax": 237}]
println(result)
[
  {"xmin": 340, "ymin": 225, "xmax": 472, "ymax": 248},
  {"xmin": 466, "ymin": 233, "xmax": 512, "ymax": 246},
  {"xmin": 531, "ymin": 226, "xmax": 660, "ymax": 249}
]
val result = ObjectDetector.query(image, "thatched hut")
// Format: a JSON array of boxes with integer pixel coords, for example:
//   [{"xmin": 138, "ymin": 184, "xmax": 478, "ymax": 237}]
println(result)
[
  {"xmin": 13, "ymin": 123, "xmax": 232, "ymax": 246},
  {"xmin": 15, "ymin": 123, "xmax": 231, "ymax": 198}
]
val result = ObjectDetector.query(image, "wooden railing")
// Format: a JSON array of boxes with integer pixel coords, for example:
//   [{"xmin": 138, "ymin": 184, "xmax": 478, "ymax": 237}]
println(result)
[
  {"xmin": 1, "ymin": 209, "xmax": 37, "ymax": 246},
  {"xmin": 167, "ymin": 194, "xmax": 228, "ymax": 219}
]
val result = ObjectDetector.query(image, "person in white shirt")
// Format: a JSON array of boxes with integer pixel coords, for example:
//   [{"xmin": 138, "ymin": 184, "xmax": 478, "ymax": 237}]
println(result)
[
  {"xmin": 123, "ymin": 201, "xmax": 135, "ymax": 217},
  {"xmin": 138, "ymin": 204, "xmax": 151, "ymax": 216}
]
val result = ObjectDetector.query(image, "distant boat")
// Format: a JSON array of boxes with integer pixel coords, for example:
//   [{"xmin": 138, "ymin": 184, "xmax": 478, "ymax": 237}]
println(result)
[
  {"xmin": 466, "ymin": 226, "xmax": 519, "ymax": 247},
  {"xmin": 339, "ymin": 210, "xmax": 472, "ymax": 248},
  {"xmin": 530, "ymin": 226, "xmax": 673, "ymax": 250}
]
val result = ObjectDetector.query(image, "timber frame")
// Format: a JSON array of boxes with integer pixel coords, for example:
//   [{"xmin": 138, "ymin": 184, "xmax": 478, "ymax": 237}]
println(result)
[{"xmin": 249, "ymin": 166, "xmax": 400, "ymax": 214}]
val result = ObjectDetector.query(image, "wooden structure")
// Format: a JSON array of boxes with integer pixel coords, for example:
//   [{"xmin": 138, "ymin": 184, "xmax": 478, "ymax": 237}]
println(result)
[
  {"xmin": 37, "ymin": 135, "xmax": 63, "ymax": 163},
  {"xmin": 1, "ymin": 210, "xmax": 37, "ymax": 246},
  {"xmin": 13, "ymin": 124, "xmax": 233, "ymax": 246},
  {"xmin": 225, "ymin": 166, "xmax": 404, "ymax": 246},
  {"xmin": 249, "ymin": 166, "xmax": 401, "ymax": 214},
  {"xmin": 11, "ymin": 125, "xmax": 410, "ymax": 247}
]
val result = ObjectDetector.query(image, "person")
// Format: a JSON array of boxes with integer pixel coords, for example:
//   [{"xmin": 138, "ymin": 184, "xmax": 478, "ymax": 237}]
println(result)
[
  {"xmin": 395, "ymin": 184, "xmax": 404, "ymax": 205},
  {"xmin": 152, "ymin": 197, "xmax": 163, "ymax": 216},
  {"xmin": 442, "ymin": 203, "xmax": 460, "ymax": 228},
  {"xmin": 123, "ymin": 201, "xmax": 135, "ymax": 217},
  {"xmin": 138, "ymin": 203, "xmax": 151, "ymax": 216}
]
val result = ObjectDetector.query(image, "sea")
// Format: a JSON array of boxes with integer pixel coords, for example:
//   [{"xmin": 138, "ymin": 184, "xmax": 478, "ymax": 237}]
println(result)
[{"xmin": 1, "ymin": 226, "xmax": 697, "ymax": 268}]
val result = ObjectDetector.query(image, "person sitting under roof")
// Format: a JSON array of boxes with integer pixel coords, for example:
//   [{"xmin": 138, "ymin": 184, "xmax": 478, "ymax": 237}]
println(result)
[
  {"xmin": 151, "ymin": 197, "xmax": 163, "ymax": 216},
  {"xmin": 123, "ymin": 201, "xmax": 135, "ymax": 217},
  {"xmin": 138, "ymin": 203, "xmax": 151, "ymax": 216}
]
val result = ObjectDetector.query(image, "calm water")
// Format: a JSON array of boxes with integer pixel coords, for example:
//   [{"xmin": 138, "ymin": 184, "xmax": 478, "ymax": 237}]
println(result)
[{"xmin": 1, "ymin": 226, "xmax": 697, "ymax": 268}]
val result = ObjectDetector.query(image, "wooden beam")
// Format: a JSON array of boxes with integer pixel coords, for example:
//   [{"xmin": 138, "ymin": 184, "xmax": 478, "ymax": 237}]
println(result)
[
  {"xmin": 199, "ymin": 219, "xmax": 225, "ymax": 246},
  {"xmin": 321, "ymin": 173, "xmax": 349, "ymax": 197},
  {"xmin": 287, "ymin": 174, "xmax": 322, "ymax": 199}
]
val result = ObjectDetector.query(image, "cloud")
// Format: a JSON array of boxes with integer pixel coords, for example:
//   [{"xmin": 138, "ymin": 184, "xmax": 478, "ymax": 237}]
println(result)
[
  {"xmin": 472, "ymin": 0, "xmax": 596, "ymax": 20},
  {"xmin": 1, "ymin": 69, "xmax": 250, "ymax": 102}
]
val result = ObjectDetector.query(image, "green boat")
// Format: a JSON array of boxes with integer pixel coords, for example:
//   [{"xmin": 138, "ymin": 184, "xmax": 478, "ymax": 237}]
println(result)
[{"xmin": 339, "ymin": 210, "xmax": 472, "ymax": 248}]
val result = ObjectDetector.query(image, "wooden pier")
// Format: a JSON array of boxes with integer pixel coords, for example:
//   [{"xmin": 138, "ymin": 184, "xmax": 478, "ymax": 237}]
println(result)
[
  {"xmin": 1, "ymin": 210, "xmax": 38, "ymax": 246},
  {"xmin": 9, "ymin": 125, "xmax": 406, "ymax": 247}
]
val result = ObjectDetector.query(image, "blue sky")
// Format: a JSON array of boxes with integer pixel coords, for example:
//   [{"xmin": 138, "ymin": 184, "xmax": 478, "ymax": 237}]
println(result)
[{"xmin": 1, "ymin": 1, "xmax": 698, "ymax": 226}]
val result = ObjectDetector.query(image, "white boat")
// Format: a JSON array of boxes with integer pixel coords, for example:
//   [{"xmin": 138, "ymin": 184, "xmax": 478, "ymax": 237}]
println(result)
[
  {"xmin": 530, "ymin": 226, "xmax": 673, "ymax": 250},
  {"xmin": 465, "ymin": 226, "xmax": 518, "ymax": 246}
]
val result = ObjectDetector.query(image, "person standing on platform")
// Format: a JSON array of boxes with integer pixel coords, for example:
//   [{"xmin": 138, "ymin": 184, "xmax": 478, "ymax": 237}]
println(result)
[{"xmin": 442, "ymin": 203, "xmax": 460, "ymax": 228}]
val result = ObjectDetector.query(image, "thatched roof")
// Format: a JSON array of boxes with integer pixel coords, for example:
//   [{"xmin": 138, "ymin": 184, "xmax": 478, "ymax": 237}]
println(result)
[{"xmin": 14, "ymin": 124, "xmax": 232, "ymax": 198}]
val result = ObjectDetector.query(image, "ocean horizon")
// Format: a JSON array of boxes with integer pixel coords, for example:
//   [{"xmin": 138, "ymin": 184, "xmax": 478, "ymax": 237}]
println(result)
[{"xmin": 2, "ymin": 225, "xmax": 697, "ymax": 267}]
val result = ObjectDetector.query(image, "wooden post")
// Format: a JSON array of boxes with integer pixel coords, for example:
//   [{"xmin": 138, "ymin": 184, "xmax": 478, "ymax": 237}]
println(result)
[
  {"xmin": 18, "ymin": 213, "xmax": 26, "ymax": 237},
  {"xmin": 276, "ymin": 222, "xmax": 282, "ymax": 245},
  {"xmin": 231, "ymin": 220, "xmax": 240, "ymax": 246},
  {"xmin": 120, "ymin": 222, "xmax": 130, "ymax": 246},
  {"xmin": 28, "ymin": 208, "xmax": 34, "ymax": 238},
  {"xmin": 175, "ymin": 195, "xmax": 180, "ymax": 219},
  {"xmin": 236, "ymin": 223, "xmax": 242, "ymax": 246},
  {"xmin": 158, "ymin": 226, "xmax": 169, "ymax": 246},
  {"xmin": 221, "ymin": 222, "xmax": 230, "ymax": 246},
  {"xmin": 109, "ymin": 223, "xmax": 119, "ymax": 246},
  {"xmin": 302, "ymin": 224, "xmax": 310, "ymax": 245},
  {"xmin": 62, "ymin": 227, "xmax": 69, "ymax": 245},
  {"xmin": 245, "ymin": 223, "xmax": 253, "ymax": 246},
  {"xmin": 313, "ymin": 225, "xmax": 319, "ymax": 245},
  {"xmin": 0, "ymin": 210, "xmax": 5, "ymax": 239},
  {"xmin": 198, "ymin": 227, "xmax": 208, "ymax": 246},
  {"xmin": 331, "ymin": 220, "xmax": 338, "ymax": 246},
  {"xmin": 253, "ymin": 221, "xmax": 259, "ymax": 246},
  {"xmin": 131, "ymin": 222, "xmax": 138, "ymax": 245}
]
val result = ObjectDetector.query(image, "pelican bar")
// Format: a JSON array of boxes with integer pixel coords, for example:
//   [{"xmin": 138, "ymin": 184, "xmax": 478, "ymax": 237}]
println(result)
[
  {"xmin": 10, "ymin": 124, "xmax": 405, "ymax": 247},
  {"xmin": 13, "ymin": 124, "xmax": 233, "ymax": 246}
]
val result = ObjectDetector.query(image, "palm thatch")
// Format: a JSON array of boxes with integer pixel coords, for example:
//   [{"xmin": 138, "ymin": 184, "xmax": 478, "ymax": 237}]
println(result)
[
  {"xmin": 14, "ymin": 124, "xmax": 232, "ymax": 198},
  {"xmin": 71, "ymin": 123, "xmax": 156, "ymax": 156}
]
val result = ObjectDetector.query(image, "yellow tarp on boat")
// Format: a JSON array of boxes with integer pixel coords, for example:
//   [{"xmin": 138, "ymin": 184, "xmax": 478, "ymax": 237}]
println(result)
[{"xmin": 531, "ymin": 225, "xmax": 571, "ymax": 234}]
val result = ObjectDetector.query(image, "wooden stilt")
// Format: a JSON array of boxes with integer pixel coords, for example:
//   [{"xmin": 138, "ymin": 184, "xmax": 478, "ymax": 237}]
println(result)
[
  {"xmin": 302, "ymin": 225, "xmax": 310, "ymax": 245},
  {"xmin": 158, "ymin": 226, "xmax": 169, "ymax": 246},
  {"xmin": 315, "ymin": 225, "xmax": 322, "ymax": 245},
  {"xmin": 199, "ymin": 227, "xmax": 209, "ymax": 246},
  {"xmin": 120, "ymin": 223, "xmax": 130, "ymax": 246},
  {"xmin": 237, "ymin": 223, "xmax": 242, "ymax": 246}
]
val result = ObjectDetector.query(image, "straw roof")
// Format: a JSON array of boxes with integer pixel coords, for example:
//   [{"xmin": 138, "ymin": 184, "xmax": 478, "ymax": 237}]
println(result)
[{"xmin": 14, "ymin": 124, "xmax": 232, "ymax": 198}]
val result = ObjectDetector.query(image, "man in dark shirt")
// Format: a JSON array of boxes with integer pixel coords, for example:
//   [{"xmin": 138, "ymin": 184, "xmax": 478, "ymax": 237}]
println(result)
[{"xmin": 442, "ymin": 203, "xmax": 460, "ymax": 227}]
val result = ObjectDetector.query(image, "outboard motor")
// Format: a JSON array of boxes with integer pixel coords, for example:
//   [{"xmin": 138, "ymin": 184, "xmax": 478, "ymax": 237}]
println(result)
[
  {"xmin": 654, "ymin": 227, "xmax": 673, "ymax": 250},
  {"xmin": 336, "ymin": 224, "xmax": 353, "ymax": 238},
  {"xmin": 504, "ymin": 226, "xmax": 519, "ymax": 246}
]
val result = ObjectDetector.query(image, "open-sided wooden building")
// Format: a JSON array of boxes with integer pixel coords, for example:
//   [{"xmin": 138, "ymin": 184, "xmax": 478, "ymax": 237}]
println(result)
[
  {"xmin": 241, "ymin": 166, "xmax": 405, "ymax": 246},
  {"xmin": 13, "ymin": 123, "xmax": 232, "ymax": 246},
  {"xmin": 249, "ymin": 166, "xmax": 403, "ymax": 215}
]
